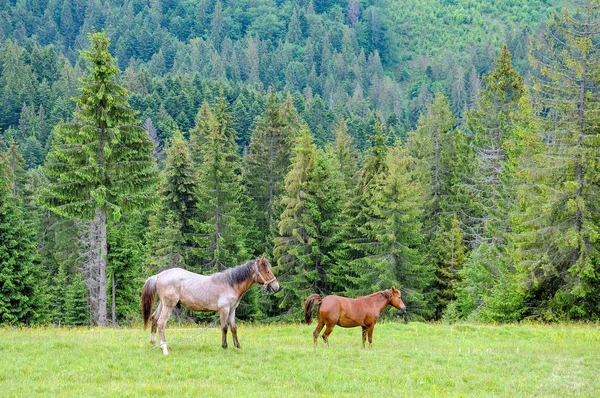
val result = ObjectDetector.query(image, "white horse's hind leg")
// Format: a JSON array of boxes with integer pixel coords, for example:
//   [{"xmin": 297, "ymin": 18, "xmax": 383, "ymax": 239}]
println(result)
[
  {"xmin": 157, "ymin": 303, "xmax": 174, "ymax": 355},
  {"xmin": 150, "ymin": 302, "xmax": 162, "ymax": 345}
]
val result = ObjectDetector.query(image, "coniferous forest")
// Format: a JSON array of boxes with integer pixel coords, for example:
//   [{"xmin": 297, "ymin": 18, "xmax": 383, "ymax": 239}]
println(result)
[{"xmin": 1, "ymin": 0, "xmax": 599, "ymax": 326}]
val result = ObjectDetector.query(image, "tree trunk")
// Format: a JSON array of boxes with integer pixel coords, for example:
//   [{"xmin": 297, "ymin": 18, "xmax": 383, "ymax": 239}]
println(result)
[
  {"xmin": 97, "ymin": 208, "xmax": 108, "ymax": 326},
  {"xmin": 111, "ymin": 272, "xmax": 116, "ymax": 326}
]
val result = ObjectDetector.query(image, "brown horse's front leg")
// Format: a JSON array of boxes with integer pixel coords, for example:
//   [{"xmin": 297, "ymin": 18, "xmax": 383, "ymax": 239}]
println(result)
[
  {"xmin": 220, "ymin": 309, "xmax": 230, "ymax": 349},
  {"xmin": 367, "ymin": 325, "xmax": 375, "ymax": 348},
  {"xmin": 362, "ymin": 326, "xmax": 367, "ymax": 348}
]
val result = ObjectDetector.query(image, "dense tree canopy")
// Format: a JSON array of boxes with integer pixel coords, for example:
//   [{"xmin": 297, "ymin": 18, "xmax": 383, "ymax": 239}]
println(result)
[{"xmin": 2, "ymin": 0, "xmax": 600, "ymax": 325}]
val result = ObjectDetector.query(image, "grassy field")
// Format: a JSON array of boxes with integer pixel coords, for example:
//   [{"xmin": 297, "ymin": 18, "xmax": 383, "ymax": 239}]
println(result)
[{"xmin": 2, "ymin": 321, "xmax": 599, "ymax": 397}]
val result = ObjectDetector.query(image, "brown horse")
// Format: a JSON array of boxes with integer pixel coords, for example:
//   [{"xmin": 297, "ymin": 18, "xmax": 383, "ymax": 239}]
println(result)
[
  {"xmin": 141, "ymin": 256, "xmax": 279, "ymax": 355},
  {"xmin": 304, "ymin": 287, "xmax": 406, "ymax": 347}
]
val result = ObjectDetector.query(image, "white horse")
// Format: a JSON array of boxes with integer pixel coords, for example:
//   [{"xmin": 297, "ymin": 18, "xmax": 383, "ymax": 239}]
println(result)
[{"xmin": 141, "ymin": 256, "xmax": 279, "ymax": 355}]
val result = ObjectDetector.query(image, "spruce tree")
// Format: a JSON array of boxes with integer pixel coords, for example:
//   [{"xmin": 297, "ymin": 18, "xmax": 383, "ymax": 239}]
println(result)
[
  {"xmin": 0, "ymin": 152, "xmax": 41, "ymax": 324},
  {"xmin": 39, "ymin": 32, "xmax": 158, "ymax": 326},
  {"xmin": 405, "ymin": 93, "xmax": 471, "ymax": 318},
  {"xmin": 520, "ymin": 1, "xmax": 600, "ymax": 319},
  {"xmin": 456, "ymin": 46, "xmax": 534, "ymax": 321},
  {"xmin": 146, "ymin": 131, "xmax": 199, "ymax": 271},
  {"xmin": 332, "ymin": 115, "xmax": 389, "ymax": 296},
  {"xmin": 331, "ymin": 118, "xmax": 361, "ymax": 193},
  {"xmin": 245, "ymin": 91, "xmax": 296, "ymax": 255},
  {"xmin": 273, "ymin": 128, "xmax": 344, "ymax": 316},
  {"xmin": 194, "ymin": 96, "xmax": 250, "ymax": 271}
]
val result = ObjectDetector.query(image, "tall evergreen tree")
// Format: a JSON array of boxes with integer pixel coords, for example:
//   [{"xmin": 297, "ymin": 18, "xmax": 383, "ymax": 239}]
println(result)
[
  {"xmin": 521, "ymin": 1, "xmax": 600, "ymax": 319},
  {"xmin": 456, "ymin": 45, "xmax": 533, "ymax": 321},
  {"xmin": 194, "ymin": 96, "xmax": 250, "ymax": 271},
  {"xmin": 332, "ymin": 115, "xmax": 389, "ymax": 296},
  {"xmin": 245, "ymin": 91, "xmax": 296, "ymax": 255},
  {"xmin": 146, "ymin": 131, "xmax": 199, "ymax": 271},
  {"xmin": 331, "ymin": 118, "xmax": 361, "ymax": 193},
  {"xmin": 0, "ymin": 151, "xmax": 42, "ymax": 324},
  {"xmin": 39, "ymin": 32, "xmax": 158, "ymax": 326},
  {"xmin": 406, "ymin": 92, "xmax": 471, "ymax": 318},
  {"xmin": 273, "ymin": 128, "xmax": 344, "ymax": 316}
]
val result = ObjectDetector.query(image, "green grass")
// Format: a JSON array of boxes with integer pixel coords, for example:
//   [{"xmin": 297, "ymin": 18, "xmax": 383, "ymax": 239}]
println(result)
[{"xmin": 2, "ymin": 322, "xmax": 599, "ymax": 397}]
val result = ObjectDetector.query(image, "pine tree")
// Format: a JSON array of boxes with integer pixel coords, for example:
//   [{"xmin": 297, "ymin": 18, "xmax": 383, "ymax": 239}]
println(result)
[
  {"xmin": 245, "ymin": 91, "xmax": 295, "ymax": 255},
  {"xmin": 0, "ymin": 152, "xmax": 41, "ymax": 325},
  {"xmin": 273, "ymin": 128, "xmax": 344, "ymax": 316},
  {"xmin": 520, "ymin": 1, "xmax": 600, "ymax": 319},
  {"xmin": 332, "ymin": 115, "xmax": 388, "ymax": 296},
  {"xmin": 39, "ymin": 32, "xmax": 158, "ymax": 326},
  {"xmin": 405, "ymin": 93, "xmax": 471, "ymax": 318},
  {"xmin": 331, "ymin": 118, "xmax": 361, "ymax": 193},
  {"xmin": 107, "ymin": 214, "xmax": 145, "ymax": 324},
  {"xmin": 146, "ymin": 131, "xmax": 199, "ymax": 271},
  {"xmin": 456, "ymin": 45, "xmax": 534, "ymax": 321},
  {"xmin": 194, "ymin": 96, "xmax": 251, "ymax": 272}
]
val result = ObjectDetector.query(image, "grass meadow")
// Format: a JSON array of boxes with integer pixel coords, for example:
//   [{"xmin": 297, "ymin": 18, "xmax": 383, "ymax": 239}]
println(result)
[{"xmin": 1, "ymin": 321, "xmax": 599, "ymax": 397}]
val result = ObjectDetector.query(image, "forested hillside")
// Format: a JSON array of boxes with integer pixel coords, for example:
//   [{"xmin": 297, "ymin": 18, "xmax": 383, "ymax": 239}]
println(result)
[{"xmin": 2, "ymin": 0, "xmax": 599, "ymax": 326}]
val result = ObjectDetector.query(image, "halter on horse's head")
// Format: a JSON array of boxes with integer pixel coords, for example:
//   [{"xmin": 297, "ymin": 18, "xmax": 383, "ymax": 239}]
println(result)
[{"xmin": 253, "ymin": 256, "xmax": 280, "ymax": 293}]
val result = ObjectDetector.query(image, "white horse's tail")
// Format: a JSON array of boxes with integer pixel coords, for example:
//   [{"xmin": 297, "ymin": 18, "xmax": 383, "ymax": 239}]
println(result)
[{"xmin": 141, "ymin": 276, "xmax": 157, "ymax": 329}]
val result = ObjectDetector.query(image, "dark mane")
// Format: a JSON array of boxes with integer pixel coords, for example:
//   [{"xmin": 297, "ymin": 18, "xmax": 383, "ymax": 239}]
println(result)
[{"xmin": 213, "ymin": 260, "xmax": 255, "ymax": 286}]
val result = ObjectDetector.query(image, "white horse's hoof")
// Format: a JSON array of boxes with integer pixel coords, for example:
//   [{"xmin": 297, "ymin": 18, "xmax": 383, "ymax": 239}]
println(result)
[{"xmin": 160, "ymin": 342, "xmax": 169, "ymax": 355}]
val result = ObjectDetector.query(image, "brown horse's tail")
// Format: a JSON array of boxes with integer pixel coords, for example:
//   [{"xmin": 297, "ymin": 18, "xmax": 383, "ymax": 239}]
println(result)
[
  {"xmin": 304, "ymin": 294, "xmax": 322, "ymax": 324},
  {"xmin": 141, "ymin": 276, "xmax": 157, "ymax": 329}
]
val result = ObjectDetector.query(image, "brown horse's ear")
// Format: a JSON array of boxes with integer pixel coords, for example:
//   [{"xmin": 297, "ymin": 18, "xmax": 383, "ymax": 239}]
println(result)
[
  {"xmin": 392, "ymin": 286, "xmax": 398, "ymax": 293},
  {"xmin": 259, "ymin": 256, "xmax": 265, "ymax": 267}
]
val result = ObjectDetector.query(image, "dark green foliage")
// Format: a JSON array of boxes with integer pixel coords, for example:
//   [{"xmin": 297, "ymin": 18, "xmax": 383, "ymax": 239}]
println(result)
[
  {"xmin": 193, "ymin": 96, "xmax": 251, "ymax": 272},
  {"xmin": 520, "ymin": 0, "xmax": 600, "ymax": 320},
  {"xmin": 146, "ymin": 131, "xmax": 199, "ymax": 271},
  {"xmin": 40, "ymin": 32, "xmax": 158, "ymax": 221},
  {"xmin": 0, "ymin": 152, "xmax": 42, "ymax": 324},
  {"xmin": 1, "ymin": 0, "xmax": 599, "ymax": 325},
  {"xmin": 245, "ymin": 91, "xmax": 297, "ymax": 255},
  {"xmin": 273, "ymin": 128, "xmax": 345, "ymax": 318},
  {"xmin": 107, "ymin": 214, "xmax": 145, "ymax": 323}
]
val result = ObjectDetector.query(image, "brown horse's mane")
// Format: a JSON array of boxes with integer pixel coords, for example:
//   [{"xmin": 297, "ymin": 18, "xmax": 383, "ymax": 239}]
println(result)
[
  {"xmin": 365, "ymin": 289, "xmax": 391, "ymax": 299},
  {"xmin": 212, "ymin": 260, "xmax": 255, "ymax": 286}
]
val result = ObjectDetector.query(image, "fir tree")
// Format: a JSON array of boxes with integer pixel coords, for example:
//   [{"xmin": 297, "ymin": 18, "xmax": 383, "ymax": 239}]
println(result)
[
  {"xmin": 520, "ymin": 1, "xmax": 600, "ymax": 319},
  {"xmin": 406, "ymin": 93, "xmax": 471, "ymax": 318},
  {"xmin": 0, "ymin": 152, "xmax": 41, "ymax": 325},
  {"xmin": 147, "ymin": 131, "xmax": 199, "ymax": 271},
  {"xmin": 273, "ymin": 128, "xmax": 344, "ymax": 316},
  {"xmin": 39, "ymin": 32, "xmax": 158, "ymax": 326},
  {"xmin": 456, "ymin": 45, "xmax": 533, "ymax": 321},
  {"xmin": 245, "ymin": 91, "xmax": 296, "ymax": 255},
  {"xmin": 194, "ymin": 96, "xmax": 251, "ymax": 272},
  {"xmin": 332, "ymin": 115, "xmax": 389, "ymax": 296}
]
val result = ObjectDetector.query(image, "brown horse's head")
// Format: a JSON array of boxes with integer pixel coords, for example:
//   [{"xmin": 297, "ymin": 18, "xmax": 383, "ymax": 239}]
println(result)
[
  {"xmin": 255, "ymin": 256, "xmax": 280, "ymax": 293},
  {"xmin": 389, "ymin": 286, "xmax": 406, "ymax": 312}
]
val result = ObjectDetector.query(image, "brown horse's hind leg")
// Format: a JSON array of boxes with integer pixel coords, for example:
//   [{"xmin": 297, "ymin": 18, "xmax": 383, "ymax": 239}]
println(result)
[
  {"xmin": 150, "ymin": 302, "xmax": 162, "ymax": 345},
  {"xmin": 219, "ymin": 308, "xmax": 230, "ymax": 349},
  {"xmin": 157, "ymin": 302, "xmax": 175, "ymax": 355},
  {"xmin": 313, "ymin": 320, "xmax": 325, "ymax": 345},
  {"xmin": 322, "ymin": 323, "xmax": 335, "ymax": 347}
]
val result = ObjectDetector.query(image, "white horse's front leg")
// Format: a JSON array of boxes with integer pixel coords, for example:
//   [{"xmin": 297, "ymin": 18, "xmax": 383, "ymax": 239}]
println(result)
[
  {"xmin": 219, "ymin": 308, "xmax": 230, "ymax": 349},
  {"xmin": 229, "ymin": 309, "xmax": 240, "ymax": 348}
]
